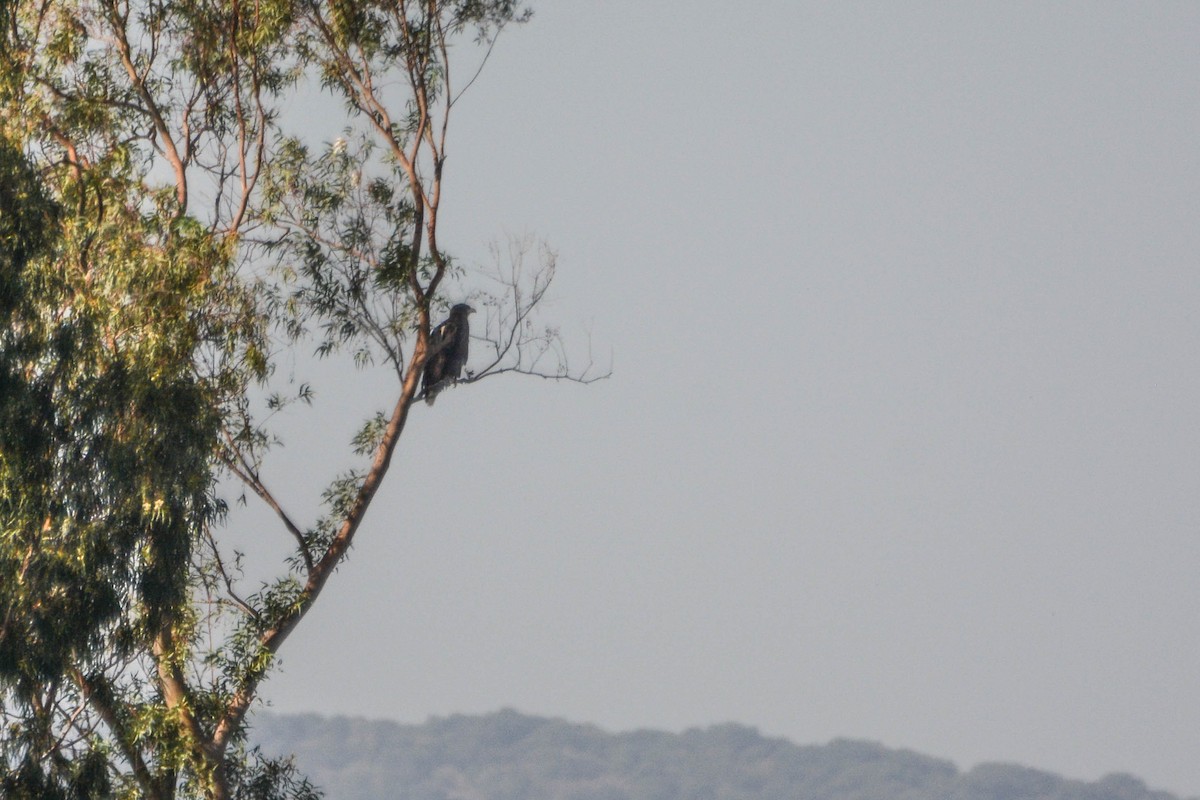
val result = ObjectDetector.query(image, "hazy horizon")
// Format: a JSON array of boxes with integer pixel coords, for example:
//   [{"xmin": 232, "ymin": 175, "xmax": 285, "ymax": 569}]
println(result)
[{"xmin": 248, "ymin": 707, "xmax": 1194, "ymax": 798}]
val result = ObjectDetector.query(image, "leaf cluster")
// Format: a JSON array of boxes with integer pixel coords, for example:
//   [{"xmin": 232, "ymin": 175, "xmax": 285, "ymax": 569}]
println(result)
[{"xmin": 260, "ymin": 134, "xmax": 424, "ymax": 369}]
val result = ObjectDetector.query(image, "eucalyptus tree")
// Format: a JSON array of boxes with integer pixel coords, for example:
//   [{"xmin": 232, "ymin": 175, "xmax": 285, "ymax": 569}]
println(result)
[{"xmin": 0, "ymin": 1, "xmax": 598, "ymax": 797}]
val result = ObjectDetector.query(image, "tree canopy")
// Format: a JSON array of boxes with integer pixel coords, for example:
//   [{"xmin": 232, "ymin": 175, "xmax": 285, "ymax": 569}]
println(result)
[{"xmin": 0, "ymin": 1, "xmax": 598, "ymax": 797}]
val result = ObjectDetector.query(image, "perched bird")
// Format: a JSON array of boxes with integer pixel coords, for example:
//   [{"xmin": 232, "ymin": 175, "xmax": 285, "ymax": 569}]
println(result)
[{"xmin": 421, "ymin": 303, "xmax": 475, "ymax": 405}]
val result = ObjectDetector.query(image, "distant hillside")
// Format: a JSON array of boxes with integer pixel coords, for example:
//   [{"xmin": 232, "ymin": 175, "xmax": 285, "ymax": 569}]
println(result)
[{"xmin": 250, "ymin": 709, "xmax": 1186, "ymax": 800}]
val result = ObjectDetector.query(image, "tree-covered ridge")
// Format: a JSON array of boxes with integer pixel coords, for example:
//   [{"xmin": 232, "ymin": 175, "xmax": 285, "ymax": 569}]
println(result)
[{"xmin": 251, "ymin": 710, "xmax": 1188, "ymax": 800}]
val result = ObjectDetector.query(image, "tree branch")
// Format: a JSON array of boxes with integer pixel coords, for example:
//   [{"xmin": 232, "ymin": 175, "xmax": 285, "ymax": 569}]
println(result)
[
  {"xmin": 73, "ymin": 670, "xmax": 164, "ymax": 800},
  {"xmin": 99, "ymin": 0, "xmax": 190, "ymax": 212},
  {"xmin": 211, "ymin": 365, "xmax": 424, "ymax": 752},
  {"xmin": 220, "ymin": 426, "xmax": 314, "ymax": 574}
]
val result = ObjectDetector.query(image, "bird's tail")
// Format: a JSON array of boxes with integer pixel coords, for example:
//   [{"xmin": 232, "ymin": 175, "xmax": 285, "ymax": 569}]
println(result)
[{"xmin": 422, "ymin": 382, "xmax": 441, "ymax": 405}]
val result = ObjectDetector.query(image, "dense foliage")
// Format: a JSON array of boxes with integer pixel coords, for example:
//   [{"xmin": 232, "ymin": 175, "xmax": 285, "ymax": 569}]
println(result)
[
  {"xmin": 0, "ymin": 1, "xmax": 593, "ymax": 797},
  {"xmin": 253, "ymin": 710, "xmax": 1186, "ymax": 800},
  {"xmin": 0, "ymin": 134, "xmax": 227, "ymax": 798}
]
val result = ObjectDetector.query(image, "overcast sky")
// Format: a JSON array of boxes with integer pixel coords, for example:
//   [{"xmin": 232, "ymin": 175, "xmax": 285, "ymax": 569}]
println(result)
[{"xmin": 242, "ymin": 2, "xmax": 1200, "ymax": 795}]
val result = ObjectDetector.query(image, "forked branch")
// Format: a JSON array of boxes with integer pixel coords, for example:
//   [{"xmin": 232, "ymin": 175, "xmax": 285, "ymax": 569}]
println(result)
[{"xmin": 463, "ymin": 235, "xmax": 611, "ymax": 388}]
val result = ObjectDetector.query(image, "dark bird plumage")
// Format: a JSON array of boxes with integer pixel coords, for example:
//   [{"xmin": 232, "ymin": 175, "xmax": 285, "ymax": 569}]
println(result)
[{"xmin": 421, "ymin": 303, "xmax": 475, "ymax": 405}]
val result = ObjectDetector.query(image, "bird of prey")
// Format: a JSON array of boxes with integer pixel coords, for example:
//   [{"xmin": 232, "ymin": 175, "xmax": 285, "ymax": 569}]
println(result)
[{"xmin": 421, "ymin": 303, "xmax": 475, "ymax": 405}]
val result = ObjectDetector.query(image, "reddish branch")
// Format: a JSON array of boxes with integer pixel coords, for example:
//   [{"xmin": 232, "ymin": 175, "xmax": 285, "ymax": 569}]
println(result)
[
  {"xmin": 209, "ymin": 361, "xmax": 426, "ymax": 759},
  {"xmin": 99, "ymin": 0, "xmax": 190, "ymax": 213}
]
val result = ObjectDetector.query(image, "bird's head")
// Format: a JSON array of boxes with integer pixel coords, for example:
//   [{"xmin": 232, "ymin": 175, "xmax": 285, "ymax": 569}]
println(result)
[{"xmin": 451, "ymin": 303, "xmax": 476, "ymax": 316}]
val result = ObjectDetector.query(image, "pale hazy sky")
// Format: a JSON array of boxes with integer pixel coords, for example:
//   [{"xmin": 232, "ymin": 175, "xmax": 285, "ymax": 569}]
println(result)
[{"xmin": 240, "ymin": 2, "xmax": 1200, "ymax": 795}]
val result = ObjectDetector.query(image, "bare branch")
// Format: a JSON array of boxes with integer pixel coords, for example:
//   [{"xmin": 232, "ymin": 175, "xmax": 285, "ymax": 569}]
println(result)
[
  {"xmin": 220, "ymin": 425, "xmax": 314, "ymax": 574},
  {"xmin": 449, "ymin": 31, "xmax": 500, "ymax": 107},
  {"xmin": 462, "ymin": 235, "xmax": 612, "ymax": 387},
  {"xmin": 203, "ymin": 527, "xmax": 260, "ymax": 621}
]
